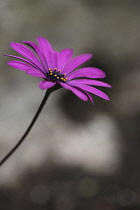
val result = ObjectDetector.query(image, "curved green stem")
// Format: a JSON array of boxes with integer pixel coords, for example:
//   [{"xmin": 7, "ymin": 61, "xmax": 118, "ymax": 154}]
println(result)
[{"xmin": 0, "ymin": 87, "xmax": 56, "ymax": 167}]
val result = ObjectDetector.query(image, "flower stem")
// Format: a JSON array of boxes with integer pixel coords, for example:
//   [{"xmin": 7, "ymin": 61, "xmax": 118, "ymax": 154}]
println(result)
[{"xmin": 0, "ymin": 87, "xmax": 57, "ymax": 167}]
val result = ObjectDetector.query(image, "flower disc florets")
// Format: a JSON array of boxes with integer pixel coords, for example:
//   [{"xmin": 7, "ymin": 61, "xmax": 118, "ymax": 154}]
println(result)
[{"xmin": 46, "ymin": 68, "xmax": 67, "ymax": 82}]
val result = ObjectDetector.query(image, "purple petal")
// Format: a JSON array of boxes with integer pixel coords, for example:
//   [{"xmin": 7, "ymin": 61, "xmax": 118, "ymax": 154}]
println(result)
[
  {"xmin": 63, "ymin": 54, "xmax": 92, "ymax": 74},
  {"xmin": 37, "ymin": 37, "xmax": 54, "ymax": 69},
  {"xmin": 67, "ymin": 79, "xmax": 111, "ymax": 87},
  {"xmin": 8, "ymin": 60, "xmax": 37, "ymax": 71},
  {"xmin": 67, "ymin": 83, "xmax": 110, "ymax": 100},
  {"xmin": 26, "ymin": 70, "xmax": 45, "ymax": 78},
  {"xmin": 60, "ymin": 82, "xmax": 88, "ymax": 101},
  {"xmin": 22, "ymin": 41, "xmax": 48, "ymax": 72},
  {"xmin": 83, "ymin": 91, "xmax": 94, "ymax": 105},
  {"xmin": 39, "ymin": 80, "xmax": 56, "ymax": 90},
  {"xmin": 10, "ymin": 42, "xmax": 42, "ymax": 69},
  {"xmin": 57, "ymin": 48, "xmax": 73, "ymax": 70},
  {"xmin": 52, "ymin": 51, "xmax": 58, "ymax": 70},
  {"xmin": 67, "ymin": 67, "xmax": 106, "ymax": 80},
  {"xmin": 4, "ymin": 54, "xmax": 36, "ymax": 68}
]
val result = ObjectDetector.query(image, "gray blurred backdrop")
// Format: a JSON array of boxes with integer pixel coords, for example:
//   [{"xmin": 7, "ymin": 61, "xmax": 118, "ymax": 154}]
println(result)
[{"xmin": 0, "ymin": 0, "xmax": 140, "ymax": 209}]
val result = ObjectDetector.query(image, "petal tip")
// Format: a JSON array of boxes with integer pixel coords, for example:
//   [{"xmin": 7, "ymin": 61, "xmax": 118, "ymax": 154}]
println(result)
[
  {"xmin": 105, "ymin": 96, "xmax": 111, "ymax": 100},
  {"xmin": 36, "ymin": 36, "xmax": 46, "ymax": 42},
  {"xmin": 10, "ymin": 42, "xmax": 16, "ymax": 47},
  {"xmin": 88, "ymin": 53, "xmax": 93, "ymax": 58}
]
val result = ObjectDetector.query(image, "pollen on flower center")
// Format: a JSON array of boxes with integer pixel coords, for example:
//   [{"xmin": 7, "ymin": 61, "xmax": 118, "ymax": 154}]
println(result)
[{"xmin": 46, "ymin": 68, "xmax": 68, "ymax": 82}]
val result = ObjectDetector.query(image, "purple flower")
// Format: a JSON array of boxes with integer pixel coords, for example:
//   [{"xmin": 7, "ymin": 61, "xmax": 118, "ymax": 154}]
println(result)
[{"xmin": 5, "ymin": 37, "xmax": 111, "ymax": 104}]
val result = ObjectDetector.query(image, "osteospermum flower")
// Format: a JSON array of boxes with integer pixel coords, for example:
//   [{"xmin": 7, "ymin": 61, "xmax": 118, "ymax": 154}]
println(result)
[
  {"xmin": 5, "ymin": 37, "xmax": 111, "ymax": 104},
  {"xmin": 0, "ymin": 37, "xmax": 112, "ymax": 167}
]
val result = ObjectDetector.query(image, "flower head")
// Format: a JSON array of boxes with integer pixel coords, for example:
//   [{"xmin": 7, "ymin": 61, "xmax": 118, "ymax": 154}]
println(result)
[{"xmin": 5, "ymin": 37, "xmax": 111, "ymax": 104}]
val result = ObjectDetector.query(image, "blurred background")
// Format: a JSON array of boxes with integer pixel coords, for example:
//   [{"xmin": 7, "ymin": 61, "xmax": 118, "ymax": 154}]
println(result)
[{"xmin": 0, "ymin": 0, "xmax": 140, "ymax": 209}]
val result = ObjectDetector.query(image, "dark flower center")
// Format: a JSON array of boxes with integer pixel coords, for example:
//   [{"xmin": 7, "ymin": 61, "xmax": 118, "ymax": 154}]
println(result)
[{"xmin": 45, "ymin": 68, "xmax": 68, "ymax": 83}]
